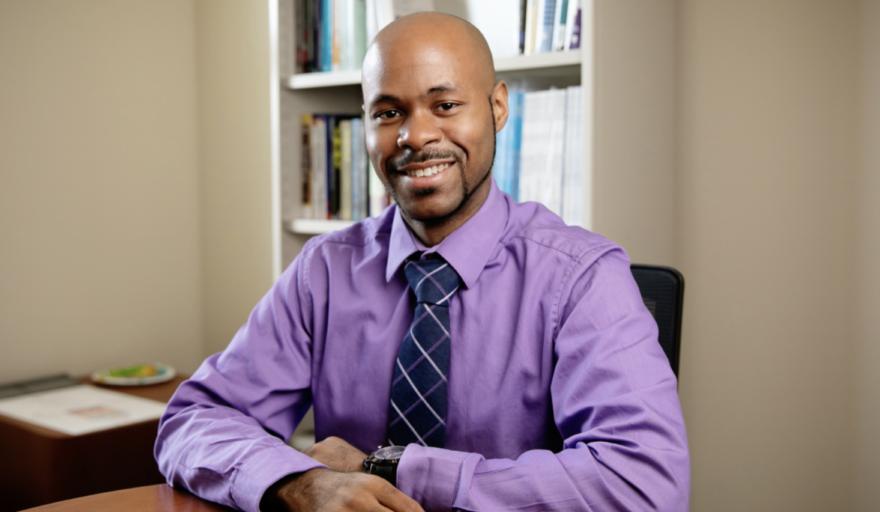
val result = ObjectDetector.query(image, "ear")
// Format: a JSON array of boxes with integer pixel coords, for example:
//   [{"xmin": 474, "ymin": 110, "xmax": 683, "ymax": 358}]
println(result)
[{"xmin": 490, "ymin": 80, "xmax": 509, "ymax": 133}]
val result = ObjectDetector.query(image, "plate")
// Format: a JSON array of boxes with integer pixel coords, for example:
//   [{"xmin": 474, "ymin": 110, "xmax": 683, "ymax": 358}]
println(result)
[{"xmin": 91, "ymin": 363, "xmax": 176, "ymax": 387}]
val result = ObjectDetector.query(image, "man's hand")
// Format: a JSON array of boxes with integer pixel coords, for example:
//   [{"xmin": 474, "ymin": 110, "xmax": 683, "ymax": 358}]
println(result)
[
  {"xmin": 269, "ymin": 468, "xmax": 424, "ymax": 512},
  {"xmin": 304, "ymin": 435, "xmax": 368, "ymax": 473}
]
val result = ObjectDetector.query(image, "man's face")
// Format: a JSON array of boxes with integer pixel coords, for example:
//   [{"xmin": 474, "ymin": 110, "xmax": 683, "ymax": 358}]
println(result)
[{"xmin": 362, "ymin": 39, "xmax": 506, "ymax": 226}]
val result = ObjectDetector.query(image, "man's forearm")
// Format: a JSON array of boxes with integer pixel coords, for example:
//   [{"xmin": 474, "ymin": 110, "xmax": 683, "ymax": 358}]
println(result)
[{"xmin": 397, "ymin": 441, "xmax": 689, "ymax": 511}]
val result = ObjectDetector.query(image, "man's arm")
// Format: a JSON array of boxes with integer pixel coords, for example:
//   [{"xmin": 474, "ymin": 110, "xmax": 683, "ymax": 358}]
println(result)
[
  {"xmin": 154, "ymin": 249, "xmax": 326, "ymax": 511},
  {"xmin": 393, "ymin": 250, "xmax": 690, "ymax": 511},
  {"xmin": 155, "ymin": 242, "xmax": 425, "ymax": 512}
]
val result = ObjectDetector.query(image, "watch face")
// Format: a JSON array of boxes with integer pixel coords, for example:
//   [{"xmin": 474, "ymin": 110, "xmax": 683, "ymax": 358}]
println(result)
[{"xmin": 374, "ymin": 445, "xmax": 407, "ymax": 461}]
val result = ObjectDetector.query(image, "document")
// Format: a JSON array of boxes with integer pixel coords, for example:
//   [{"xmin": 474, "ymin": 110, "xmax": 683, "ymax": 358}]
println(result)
[{"xmin": 0, "ymin": 384, "xmax": 166, "ymax": 435}]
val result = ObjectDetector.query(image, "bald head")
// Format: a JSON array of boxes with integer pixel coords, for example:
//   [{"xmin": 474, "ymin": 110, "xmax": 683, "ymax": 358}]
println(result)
[
  {"xmin": 359, "ymin": 12, "xmax": 509, "ymax": 245},
  {"xmin": 362, "ymin": 12, "xmax": 496, "ymax": 92}
]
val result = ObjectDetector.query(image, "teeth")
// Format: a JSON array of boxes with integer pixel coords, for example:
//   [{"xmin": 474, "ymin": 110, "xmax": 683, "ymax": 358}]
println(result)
[{"xmin": 408, "ymin": 163, "xmax": 449, "ymax": 178}]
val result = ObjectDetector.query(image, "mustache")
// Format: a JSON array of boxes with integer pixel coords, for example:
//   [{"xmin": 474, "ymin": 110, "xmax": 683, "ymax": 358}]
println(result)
[{"xmin": 388, "ymin": 148, "xmax": 460, "ymax": 172}]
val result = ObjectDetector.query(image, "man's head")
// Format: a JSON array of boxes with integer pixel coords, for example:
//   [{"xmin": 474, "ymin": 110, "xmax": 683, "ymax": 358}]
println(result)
[{"xmin": 361, "ymin": 13, "xmax": 509, "ymax": 245}]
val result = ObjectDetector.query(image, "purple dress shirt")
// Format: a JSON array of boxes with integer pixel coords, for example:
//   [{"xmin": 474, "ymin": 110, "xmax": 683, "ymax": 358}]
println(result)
[{"xmin": 155, "ymin": 182, "xmax": 690, "ymax": 511}]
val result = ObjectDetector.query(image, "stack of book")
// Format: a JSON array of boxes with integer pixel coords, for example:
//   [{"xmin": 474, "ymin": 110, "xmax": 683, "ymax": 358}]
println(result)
[
  {"xmin": 521, "ymin": 0, "xmax": 582, "ymax": 54},
  {"xmin": 295, "ymin": 0, "xmax": 369, "ymax": 72},
  {"xmin": 300, "ymin": 114, "xmax": 389, "ymax": 221},
  {"xmin": 294, "ymin": 0, "xmax": 581, "ymax": 72},
  {"xmin": 494, "ymin": 85, "xmax": 584, "ymax": 226}
]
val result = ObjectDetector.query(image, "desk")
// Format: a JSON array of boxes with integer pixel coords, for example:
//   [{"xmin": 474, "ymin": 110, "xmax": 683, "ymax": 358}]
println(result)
[
  {"xmin": 0, "ymin": 377, "xmax": 184, "ymax": 511},
  {"xmin": 21, "ymin": 484, "xmax": 227, "ymax": 511}
]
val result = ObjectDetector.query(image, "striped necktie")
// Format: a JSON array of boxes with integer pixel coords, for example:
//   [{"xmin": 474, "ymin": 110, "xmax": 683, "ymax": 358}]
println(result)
[{"xmin": 386, "ymin": 255, "xmax": 461, "ymax": 447}]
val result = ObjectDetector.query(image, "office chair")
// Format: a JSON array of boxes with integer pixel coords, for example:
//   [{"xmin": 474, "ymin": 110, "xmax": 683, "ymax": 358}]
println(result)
[{"xmin": 630, "ymin": 265, "xmax": 684, "ymax": 377}]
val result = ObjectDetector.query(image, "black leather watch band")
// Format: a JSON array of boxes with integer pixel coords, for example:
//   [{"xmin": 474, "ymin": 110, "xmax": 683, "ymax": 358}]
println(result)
[
  {"xmin": 363, "ymin": 445, "xmax": 406, "ymax": 487},
  {"xmin": 363, "ymin": 458, "xmax": 398, "ymax": 486}
]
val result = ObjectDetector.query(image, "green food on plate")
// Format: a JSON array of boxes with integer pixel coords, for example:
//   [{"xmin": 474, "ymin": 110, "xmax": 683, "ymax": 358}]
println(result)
[{"xmin": 107, "ymin": 364, "xmax": 161, "ymax": 378}]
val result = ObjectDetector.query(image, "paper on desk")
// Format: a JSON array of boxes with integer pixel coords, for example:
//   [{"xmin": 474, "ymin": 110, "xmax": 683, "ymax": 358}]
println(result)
[{"xmin": 0, "ymin": 384, "xmax": 166, "ymax": 435}]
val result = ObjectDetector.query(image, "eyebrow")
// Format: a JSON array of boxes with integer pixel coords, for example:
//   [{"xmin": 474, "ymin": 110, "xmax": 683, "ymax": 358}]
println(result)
[{"xmin": 367, "ymin": 83, "xmax": 459, "ymax": 109}]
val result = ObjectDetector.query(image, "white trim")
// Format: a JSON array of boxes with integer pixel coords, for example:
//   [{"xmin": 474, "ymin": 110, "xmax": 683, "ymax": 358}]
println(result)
[
  {"xmin": 395, "ymin": 359, "xmax": 446, "ymax": 425},
  {"xmin": 390, "ymin": 400, "xmax": 427, "ymax": 446},
  {"xmin": 268, "ymin": 0, "xmax": 282, "ymax": 277},
  {"xmin": 407, "ymin": 327, "xmax": 448, "ymax": 382}
]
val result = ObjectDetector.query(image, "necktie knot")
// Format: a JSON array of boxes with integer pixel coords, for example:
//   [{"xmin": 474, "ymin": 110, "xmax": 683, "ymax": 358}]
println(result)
[{"xmin": 404, "ymin": 256, "xmax": 461, "ymax": 306}]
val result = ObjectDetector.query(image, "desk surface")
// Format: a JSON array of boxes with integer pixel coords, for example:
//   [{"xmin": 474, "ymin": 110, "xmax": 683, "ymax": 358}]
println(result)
[
  {"xmin": 0, "ymin": 377, "xmax": 185, "ymax": 511},
  {"xmin": 22, "ymin": 484, "xmax": 227, "ymax": 511},
  {"xmin": 0, "ymin": 376, "xmax": 183, "ymax": 439}
]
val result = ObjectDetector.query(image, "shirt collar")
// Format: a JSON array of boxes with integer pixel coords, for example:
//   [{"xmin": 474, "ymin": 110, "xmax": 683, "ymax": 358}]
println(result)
[{"xmin": 385, "ymin": 180, "xmax": 509, "ymax": 288}]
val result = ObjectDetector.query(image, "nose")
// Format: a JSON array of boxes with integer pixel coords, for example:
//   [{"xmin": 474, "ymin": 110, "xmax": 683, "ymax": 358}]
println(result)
[{"xmin": 397, "ymin": 110, "xmax": 441, "ymax": 150}]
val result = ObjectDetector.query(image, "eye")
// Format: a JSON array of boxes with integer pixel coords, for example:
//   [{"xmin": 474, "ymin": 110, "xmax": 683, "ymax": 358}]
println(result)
[
  {"xmin": 436, "ymin": 102, "xmax": 459, "ymax": 113},
  {"xmin": 373, "ymin": 109, "xmax": 402, "ymax": 120}
]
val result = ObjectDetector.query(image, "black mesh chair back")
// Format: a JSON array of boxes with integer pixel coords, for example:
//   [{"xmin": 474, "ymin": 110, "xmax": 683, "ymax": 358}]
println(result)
[{"xmin": 630, "ymin": 265, "xmax": 684, "ymax": 377}]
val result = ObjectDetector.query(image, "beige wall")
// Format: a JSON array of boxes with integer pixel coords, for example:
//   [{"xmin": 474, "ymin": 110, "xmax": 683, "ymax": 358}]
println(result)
[
  {"xmin": 856, "ymin": 1, "xmax": 880, "ymax": 510},
  {"xmin": 592, "ymin": 0, "xmax": 678, "ymax": 266},
  {"xmin": 194, "ymin": 0, "xmax": 275, "ymax": 355},
  {"xmin": 677, "ymin": 1, "xmax": 859, "ymax": 510},
  {"xmin": 0, "ymin": 0, "xmax": 204, "ymax": 380}
]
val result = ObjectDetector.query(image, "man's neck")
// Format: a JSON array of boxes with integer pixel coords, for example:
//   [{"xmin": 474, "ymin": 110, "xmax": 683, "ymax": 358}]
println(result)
[{"xmin": 403, "ymin": 184, "xmax": 491, "ymax": 247}]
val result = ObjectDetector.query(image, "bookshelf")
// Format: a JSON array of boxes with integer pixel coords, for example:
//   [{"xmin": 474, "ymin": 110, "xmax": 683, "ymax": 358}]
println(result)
[
  {"xmin": 271, "ymin": 0, "xmax": 594, "ymax": 273},
  {"xmin": 268, "ymin": 0, "xmax": 677, "ymax": 449}
]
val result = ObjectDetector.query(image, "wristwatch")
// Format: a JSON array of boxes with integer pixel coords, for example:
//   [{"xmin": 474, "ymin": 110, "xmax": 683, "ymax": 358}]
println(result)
[{"xmin": 363, "ymin": 445, "xmax": 406, "ymax": 486}]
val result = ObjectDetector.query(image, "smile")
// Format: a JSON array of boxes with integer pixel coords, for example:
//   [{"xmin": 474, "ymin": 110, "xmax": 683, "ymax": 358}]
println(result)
[{"xmin": 402, "ymin": 162, "xmax": 451, "ymax": 178}]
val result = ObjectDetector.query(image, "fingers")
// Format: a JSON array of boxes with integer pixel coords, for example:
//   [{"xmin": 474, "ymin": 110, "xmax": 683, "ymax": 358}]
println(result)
[{"xmin": 370, "ymin": 476, "xmax": 425, "ymax": 512}]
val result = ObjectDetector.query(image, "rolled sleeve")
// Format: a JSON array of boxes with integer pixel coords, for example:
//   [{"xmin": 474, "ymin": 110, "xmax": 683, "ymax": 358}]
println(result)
[
  {"xmin": 397, "ymin": 444, "xmax": 482, "ymax": 511},
  {"xmin": 231, "ymin": 442, "xmax": 325, "ymax": 512}
]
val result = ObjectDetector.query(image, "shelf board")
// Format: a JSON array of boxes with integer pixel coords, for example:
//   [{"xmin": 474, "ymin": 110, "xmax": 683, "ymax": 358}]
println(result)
[
  {"xmin": 286, "ymin": 69, "xmax": 362, "ymax": 89},
  {"xmin": 287, "ymin": 218, "xmax": 355, "ymax": 235},
  {"xmin": 494, "ymin": 50, "xmax": 582, "ymax": 73},
  {"xmin": 285, "ymin": 50, "xmax": 582, "ymax": 90}
]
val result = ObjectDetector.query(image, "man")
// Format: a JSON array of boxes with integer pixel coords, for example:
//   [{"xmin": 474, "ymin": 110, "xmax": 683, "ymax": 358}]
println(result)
[{"xmin": 155, "ymin": 12, "xmax": 689, "ymax": 512}]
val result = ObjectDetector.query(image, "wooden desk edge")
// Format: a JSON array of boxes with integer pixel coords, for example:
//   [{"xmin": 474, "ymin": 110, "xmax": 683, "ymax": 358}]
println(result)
[{"xmin": 21, "ymin": 484, "xmax": 228, "ymax": 511}]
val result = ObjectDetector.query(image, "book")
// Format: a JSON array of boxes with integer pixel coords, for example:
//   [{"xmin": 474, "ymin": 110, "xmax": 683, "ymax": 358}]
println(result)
[
  {"xmin": 537, "ymin": 0, "xmax": 557, "ymax": 53},
  {"xmin": 493, "ymin": 88, "xmax": 524, "ymax": 200},
  {"xmin": 552, "ymin": 0, "xmax": 569, "ymax": 51},
  {"xmin": 301, "ymin": 114, "xmax": 371, "ymax": 220},
  {"xmin": 309, "ymin": 115, "xmax": 328, "ymax": 218},
  {"xmin": 561, "ymin": 85, "xmax": 584, "ymax": 225},
  {"xmin": 339, "ymin": 119, "xmax": 353, "ymax": 219},
  {"xmin": 519, "ymin": 88, "xmax": 565, "ymax": 215},
  {"xmin": 569, "ymin": 4, "xmax": 581, "ymax": 50},
  {"xmin": 563, "ymin": 0, "xmax": 579, "ymax": 50},
  {"xmin": 350, "ymin": 118, "xmax": 369, "ymax": 219},
  {"xmin": 524, "ymin": 0, "xmax": 539, "ymax": 54}
]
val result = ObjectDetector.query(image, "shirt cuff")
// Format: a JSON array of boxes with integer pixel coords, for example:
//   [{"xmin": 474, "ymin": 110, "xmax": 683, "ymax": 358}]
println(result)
[
  {"xmin": 230, "ymin": 440, "xmax": 325, "ymax": 512},
  {"xmin": 396, "ymin": 444, "xmax": 482, "ymax": 511}
]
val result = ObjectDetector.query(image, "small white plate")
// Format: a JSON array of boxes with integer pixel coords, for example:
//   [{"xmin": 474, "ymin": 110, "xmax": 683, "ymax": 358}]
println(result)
[{"xmin": 91, "ymin": 363, "xmax": 176, "ymax": 387}]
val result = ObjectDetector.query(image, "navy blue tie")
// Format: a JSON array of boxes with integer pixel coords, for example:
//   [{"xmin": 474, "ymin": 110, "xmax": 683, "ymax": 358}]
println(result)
[{"xmin": 387, "ymin": 256, "xmax": 461, "ymax": 447}]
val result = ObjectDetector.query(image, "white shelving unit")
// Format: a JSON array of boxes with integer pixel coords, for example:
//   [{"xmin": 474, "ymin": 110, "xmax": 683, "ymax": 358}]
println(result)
[
  {"xmin": 286, "ymin": 51, "xmax": 582, "ymax": 90},
  {"xmin": 271, "ymin": 0, "xmax": 593, "ymax": 271}
]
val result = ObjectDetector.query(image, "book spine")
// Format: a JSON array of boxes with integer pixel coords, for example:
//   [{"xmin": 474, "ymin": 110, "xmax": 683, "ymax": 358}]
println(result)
[
  {"xmin": 538, "ymin": 0, "xmax": 556, "ymax": 53},
  {"xmin": 553, "ymin": 0, "xmax": 569, "ymax": 51},
  {"xmin": 300, "ymin": 114, "xmax": 313, "ymax": 215},
  {"xmin": 351, "ymin": 118, "xmax": 368, "ymax": 220},
  {"xmin": 329, "ymin": 116, "xmax": 341, "ymax": 218},
  {"xmin": 510, "ymin": 90, "xmax": 524, "ymax": 202},
  {"xmin": 339, "ymin": 119, "xmax": 353, "ymax": 219},
  {"xmin": 310, "ymin": 116, "xmax": 327, "ymax": 219},
  {"xmin": 563, "ymin": 0, "xmax": 577, "ymax": 50},
  {"xmin": 569, "ymin": 6, "xmax": 581, "ymax": 50},
  {"xmin": 353, "ymin": 0, "xmax": 367, "ymax": 67},
  {"xmin": 524, "ymin": 0, "xmax": 538, "ymax": 55},
  {"xmin": 320, "ymin": 0, "xmax": 333, "ymax": 71},
  {"xmin": 562, "ymin": 85, "xmax": 582, "ymax": 225}
]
